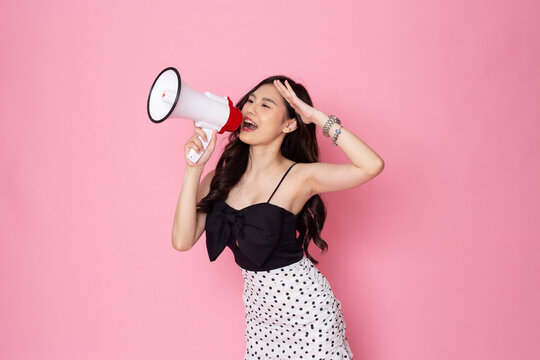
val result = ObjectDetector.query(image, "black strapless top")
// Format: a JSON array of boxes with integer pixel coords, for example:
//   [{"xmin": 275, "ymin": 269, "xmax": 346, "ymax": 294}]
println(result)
[{"xmin": 204, "ymin": 162, "xmax": 304, "ymax": 271}]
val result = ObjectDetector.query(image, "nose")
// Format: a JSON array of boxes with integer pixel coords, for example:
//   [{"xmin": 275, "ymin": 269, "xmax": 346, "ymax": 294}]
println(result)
[
  {"xmin": 244, "ymin": 101, "xmax": 256, "ymax": 116},
  {"xmin": 247, "ymin": 106, "xmax": 255, "ymax": 116}
]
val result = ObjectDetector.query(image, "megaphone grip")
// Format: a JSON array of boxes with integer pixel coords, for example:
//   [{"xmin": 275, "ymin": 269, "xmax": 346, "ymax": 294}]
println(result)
[{"xmin": 186, "ymin": 127, "xmax": 214, "ymax": 164}]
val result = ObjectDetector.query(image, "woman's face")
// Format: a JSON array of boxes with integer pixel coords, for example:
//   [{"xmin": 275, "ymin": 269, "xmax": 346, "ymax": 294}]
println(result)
[{"xmin": 239, "ymin": 83, "xmax": 295, "ymax": 143}]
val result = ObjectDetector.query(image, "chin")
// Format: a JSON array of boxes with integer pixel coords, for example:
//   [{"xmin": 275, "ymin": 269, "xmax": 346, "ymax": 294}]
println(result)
[{"xmin": 239, "ymin": 131, "xmax": 251, "ymax": 143}]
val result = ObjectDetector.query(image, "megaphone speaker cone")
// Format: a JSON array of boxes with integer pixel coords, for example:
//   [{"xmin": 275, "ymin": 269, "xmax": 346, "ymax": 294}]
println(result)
[{"xmin": 147, "ymin": 67, "xmax": 181, "ymax": 123}]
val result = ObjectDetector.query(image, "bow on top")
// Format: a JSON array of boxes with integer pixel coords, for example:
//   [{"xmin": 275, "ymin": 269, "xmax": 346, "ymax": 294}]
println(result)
[{"xmin": 205, "ymin": 200, "xmax": 285, "ymax": 267}]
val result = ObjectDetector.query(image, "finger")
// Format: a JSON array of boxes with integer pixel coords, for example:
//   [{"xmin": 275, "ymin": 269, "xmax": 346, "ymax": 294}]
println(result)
[
  {"xmin": 188, "ymin": 143, "xmax": 199, "ymax": 155},
  {"xmin": 274, "ymin": 80, "xmax": 293, "ymax": 102},
  {"xmin": 273, "ymin": 80, "xmax": 284, "ymax": 96},
  {"xmin": 284, "ymin": 79, "xmax": 294, "ymax": 92},
  {"xmin": 194, "ymin": 127, "xmax": 207, "ymax": 142},
  {"xmin": 284, "ymin": 80, "xmax": 298, "ymax": 99},
  {"xmin": 273, "ymin": 79, "xmax": 289, "ymax": 96},
  {"xmin": 194, "ymin": 128, "xmax": 204, "ymax": 141},
  {"xmin": 208, "ymin": 130, "xmax": 217, "ymax": 147},
  {"xmin": 194, "ymin": 135, "xmax": 205, "ymax": 148},
  {"xmin": 283, "ymin": 81, "xmax": 307, "ymax": 111},
  {"xmin": 187, "ymin": 143, "xmax": 197, "ymax": 154},
  {"xmin": 202, "ymin": 132, "xmax": 216, "ymax": 155},
  {"xmin": 196, "ymin": 138, "xmax": 204, "ymax": 152},
  {"xmin": 198, "ymin": 128, "xmax": 208, "ymax": 142},
  {"xmin": 189, "ymin": 140, "xmax": 201, "ymax": 154}
]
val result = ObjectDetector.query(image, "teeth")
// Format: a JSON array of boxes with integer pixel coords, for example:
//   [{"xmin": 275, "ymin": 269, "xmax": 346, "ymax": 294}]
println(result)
[{"xmin": 245, "ymin": 119, "xmax": 257, "ymax": 127}]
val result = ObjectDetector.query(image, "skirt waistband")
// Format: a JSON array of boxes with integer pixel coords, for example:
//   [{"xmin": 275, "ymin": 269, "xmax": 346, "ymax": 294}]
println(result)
[{"xmin": 241, "ymin": 255, "xmax": 310, "ymax": 275}]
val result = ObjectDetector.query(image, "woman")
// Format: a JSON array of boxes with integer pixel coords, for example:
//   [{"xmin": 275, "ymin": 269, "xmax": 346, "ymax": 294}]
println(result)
[{"xmin": 172, "ymin": 75, "xmax": 384, "ymax": 359}]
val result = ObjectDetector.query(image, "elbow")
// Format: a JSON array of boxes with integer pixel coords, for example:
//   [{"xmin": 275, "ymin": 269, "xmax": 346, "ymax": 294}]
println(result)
[
  {"xmin": 377, "ymin": 159, "xmax": 385, "ymax": 173},
  {"xmin": 367, "ymin": 159, "xmax": 385, "ymax": 176},
  {"xmin": 172, "ymin": 236, "xmax": 192, "ymax": 252}
]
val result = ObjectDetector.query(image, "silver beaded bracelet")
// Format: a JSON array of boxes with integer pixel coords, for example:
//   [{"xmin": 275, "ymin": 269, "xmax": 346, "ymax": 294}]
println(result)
[
  {"xmin": 332, "ymin": 125, "xmax": 344, "ymax": 146},
  {"xmin": 322, "ymin": 115, "xmax": 341, "ymax": 137}
]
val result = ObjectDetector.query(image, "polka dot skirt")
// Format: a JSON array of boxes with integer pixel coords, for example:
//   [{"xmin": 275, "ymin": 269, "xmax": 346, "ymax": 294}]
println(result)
[{"xmin": 241, "ymin": 255, "xmax": 354, "ymax": 359}]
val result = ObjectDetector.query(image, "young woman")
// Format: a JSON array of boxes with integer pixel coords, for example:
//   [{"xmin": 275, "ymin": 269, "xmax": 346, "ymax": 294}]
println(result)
[{"xmin": 172, "ymin": 75, "xmax": 384, "ymax": 359}]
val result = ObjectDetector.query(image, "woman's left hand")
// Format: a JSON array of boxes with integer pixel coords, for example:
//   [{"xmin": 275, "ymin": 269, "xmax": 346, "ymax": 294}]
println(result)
[{"xmin": 273, "ymin": 79, "xmax": 325, "ymax": 125}]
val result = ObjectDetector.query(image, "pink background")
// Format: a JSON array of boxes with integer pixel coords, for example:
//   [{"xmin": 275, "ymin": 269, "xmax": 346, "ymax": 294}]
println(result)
[{"xmin": 1, "ymin": 0, "xmax": 539, "ymax": 359}]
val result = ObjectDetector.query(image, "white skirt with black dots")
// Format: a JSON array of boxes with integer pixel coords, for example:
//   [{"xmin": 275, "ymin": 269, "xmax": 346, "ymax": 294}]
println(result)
[{"xmin": 241, "ymin": 255, "xmax": 354, "ymax": 360}]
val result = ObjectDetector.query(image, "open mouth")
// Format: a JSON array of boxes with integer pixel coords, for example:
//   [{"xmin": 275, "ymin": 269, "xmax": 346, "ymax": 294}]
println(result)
[{"xmin": 243, "ymin": 119, "xmax": 258, "ymax": 131}]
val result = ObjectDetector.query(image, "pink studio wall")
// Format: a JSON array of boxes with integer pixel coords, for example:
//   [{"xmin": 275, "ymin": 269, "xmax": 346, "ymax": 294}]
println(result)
[{"xmin": 1, "ymin": 0, "xmax": 539, "ymax": 359}]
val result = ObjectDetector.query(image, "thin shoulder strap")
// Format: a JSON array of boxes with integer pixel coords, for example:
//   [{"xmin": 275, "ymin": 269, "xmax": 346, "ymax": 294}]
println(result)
[{"xmin": 267, "ymin": 162, "xmax": 298, "ymax": 203}]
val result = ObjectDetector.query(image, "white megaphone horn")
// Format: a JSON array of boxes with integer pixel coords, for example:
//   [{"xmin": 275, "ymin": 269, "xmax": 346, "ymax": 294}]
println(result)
[{"xmin": 147, "ymin": 67, "xmax": 243, "ymax": 163}]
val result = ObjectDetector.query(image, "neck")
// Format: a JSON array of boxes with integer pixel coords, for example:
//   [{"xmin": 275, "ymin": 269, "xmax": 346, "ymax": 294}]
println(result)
[{"xmin": 245, "ymin": 142, "xmax": 288, "ymax": 178}]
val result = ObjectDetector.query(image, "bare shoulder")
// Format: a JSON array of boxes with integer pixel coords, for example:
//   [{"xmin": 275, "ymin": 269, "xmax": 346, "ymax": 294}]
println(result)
[{"xmin": 299, "ymin": 161, "xmax": 382, "ymax": 195}]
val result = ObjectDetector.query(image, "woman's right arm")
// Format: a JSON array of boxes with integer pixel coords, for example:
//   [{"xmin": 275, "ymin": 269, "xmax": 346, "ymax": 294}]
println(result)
[
  {"xmin": 171, "ymin": 167, "xmax": 215, "ymax": 251},
  {"xmin": 171, "ymin": 125, "xmax": 217, "ymax": 251}
]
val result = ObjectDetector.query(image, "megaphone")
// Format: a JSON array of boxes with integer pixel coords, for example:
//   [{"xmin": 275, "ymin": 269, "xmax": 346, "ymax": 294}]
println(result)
[{"xmin": 147, "ymin": 67, "xmax": 243, "ymax": 163}]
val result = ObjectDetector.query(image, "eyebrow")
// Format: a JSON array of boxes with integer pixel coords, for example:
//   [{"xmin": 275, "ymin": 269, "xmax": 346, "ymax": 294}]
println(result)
[{"xmin": 248, "ymin": 93, "xmax": 278, "ymax": 105}]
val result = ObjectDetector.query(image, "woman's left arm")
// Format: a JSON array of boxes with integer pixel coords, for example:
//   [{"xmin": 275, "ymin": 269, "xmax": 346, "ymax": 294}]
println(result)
[
  {"xmin": 274, "ymin": 79, "xmax": 385, "ymax": 195},
  {"xmin": 308, "ymin": 111, "xmax": 384, "ymax": 194}
]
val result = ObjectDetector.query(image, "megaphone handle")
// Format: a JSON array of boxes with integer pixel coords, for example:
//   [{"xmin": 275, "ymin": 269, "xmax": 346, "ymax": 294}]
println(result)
[{"xmin": 186, "ymin": 127, "xmax": 215, "ymax": 164}]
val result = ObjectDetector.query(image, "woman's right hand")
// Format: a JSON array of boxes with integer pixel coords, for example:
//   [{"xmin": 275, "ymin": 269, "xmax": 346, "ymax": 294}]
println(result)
[{"xmin": 184, "ymin": 124, "xmax": 217, "ymax": 168}]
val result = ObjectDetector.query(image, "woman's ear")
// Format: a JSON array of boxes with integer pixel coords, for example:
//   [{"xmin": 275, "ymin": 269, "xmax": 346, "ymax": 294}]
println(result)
[{"xmin": 283, "ymin": 118, "xmax": 298, "ymax": 133}]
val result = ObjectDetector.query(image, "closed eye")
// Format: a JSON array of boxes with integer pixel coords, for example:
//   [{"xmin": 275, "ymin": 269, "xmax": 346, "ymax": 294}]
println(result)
[{"xmin": 247, "ymin": 99, "xmax": 271, "ymax": 108}]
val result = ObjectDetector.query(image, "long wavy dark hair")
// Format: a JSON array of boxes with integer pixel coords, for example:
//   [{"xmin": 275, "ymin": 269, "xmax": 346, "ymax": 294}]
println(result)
[{"xmin": 197, "ymin": 75, "xmax": 328, "ymax": 264}]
